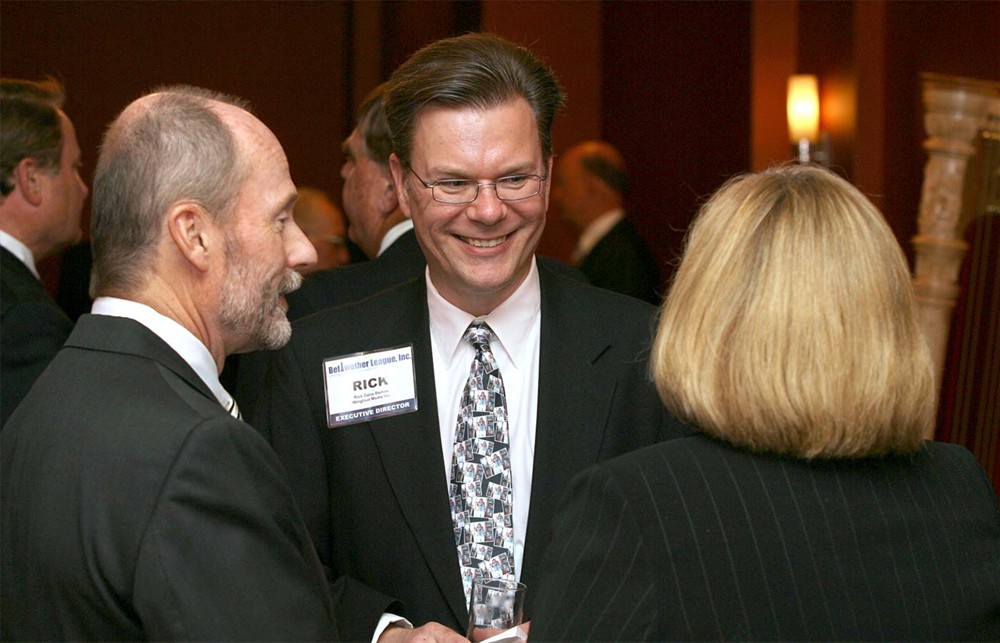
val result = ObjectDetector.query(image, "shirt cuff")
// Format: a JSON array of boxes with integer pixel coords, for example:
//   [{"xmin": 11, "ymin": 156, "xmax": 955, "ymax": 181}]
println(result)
[{"xmin": 371, "ymin": 612, "xmax": 413, "ymax": 643}]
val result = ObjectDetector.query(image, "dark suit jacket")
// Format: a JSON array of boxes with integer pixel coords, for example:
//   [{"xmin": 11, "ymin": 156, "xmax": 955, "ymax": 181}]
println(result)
[
  {"xmin": 254, "ymin": 259, "xmax": 690, "ymax": 633},
  {"xmin": 226, "ymin": 229, "xmax": 582, "ymax": 417},
  {"xmin": 0, "ymin": 315, "xmax": 372, "ymax": 641},
  {"xmin": 1, "ymin": 246, "xmax": 74, "ymax": 427},
  {"xmin": 532, "ymin": 434, "xmax": 1000, "ymax": 641},
  {"xmin": 578, "ymin": 217, "xmax": 661, "ymax": 305},
  {"xmin": 287, "ymin": 228, "xmax": 426, "ymax": 322}
]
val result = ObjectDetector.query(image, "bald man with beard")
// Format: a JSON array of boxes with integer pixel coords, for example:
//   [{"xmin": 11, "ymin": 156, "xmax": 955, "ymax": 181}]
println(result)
[{"xmin": 1, "ymin": 86, "xmax": 394, "ymax": 640}]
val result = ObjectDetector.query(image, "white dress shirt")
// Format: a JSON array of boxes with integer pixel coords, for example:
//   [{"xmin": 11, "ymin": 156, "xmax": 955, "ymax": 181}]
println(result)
[
  {"xmin": 377, "ymin": 219, "xmax": 415, "ymax": 257},
  {"xmin": 570, "ymin": 207, "xmax": 623, "ymax": 264},
  {"xmin": 0, "ymin": 230, "xmax": 40, "ymax": 279},
  {"xmin": 427, "ymin": 259, "xmax": 541, "ymax": 580},
  {"xmin": 90, "ymin": 297, "xmax": 235, "ymax": 410}
]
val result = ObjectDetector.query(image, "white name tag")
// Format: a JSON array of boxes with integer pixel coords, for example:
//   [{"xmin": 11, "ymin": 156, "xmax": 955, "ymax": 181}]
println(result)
[{"xmin": 323, "ymin": 345, "xmax": 418, "ymax": 428}]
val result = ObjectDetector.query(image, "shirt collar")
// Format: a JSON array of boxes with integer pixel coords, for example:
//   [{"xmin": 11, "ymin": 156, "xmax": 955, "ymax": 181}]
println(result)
[
  {"xmin": 377, "ymin": 219, "xmax": 415, "ymax": 257},
  {"xmin": 572, "ymin": 208, "xmax": 624, "ymax": 263},
  {"xmin": 427, "ymin": 258, "xmax": 541, "ymax": 370},
  {"xmin": 0, "ymin": 231, "xmax": 39, "ymax": 279},
  {"xmin": 91, "ymin": 296, "xmax": 232, "ymax": 408}
]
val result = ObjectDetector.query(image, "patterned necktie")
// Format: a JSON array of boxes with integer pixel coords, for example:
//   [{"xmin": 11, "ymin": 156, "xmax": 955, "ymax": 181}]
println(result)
[{"xmin": 449, "ymin": 322, "xmax": 516, "ymax": 604}]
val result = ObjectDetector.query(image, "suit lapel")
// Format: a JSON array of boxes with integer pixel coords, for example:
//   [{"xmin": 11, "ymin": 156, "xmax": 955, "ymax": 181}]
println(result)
[
  {"xmin": 520, "ymin": 265, "xmax": 618, "ymax": 593},
  {"xmin": 361, "ymin": 281, "xmax": 469, "ymax": 625}
]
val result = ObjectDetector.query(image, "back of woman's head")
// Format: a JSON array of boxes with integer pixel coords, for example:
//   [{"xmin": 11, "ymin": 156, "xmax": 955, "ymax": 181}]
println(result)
[{"xmin": 651, "ymin": 165, "xmax": 934, "ymax": 458}]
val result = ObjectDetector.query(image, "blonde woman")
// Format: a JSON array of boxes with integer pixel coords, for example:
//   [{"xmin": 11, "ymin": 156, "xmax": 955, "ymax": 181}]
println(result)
[{"xmin": 533, "ymin": 166, "xmax": 1000, "ymax": 641}]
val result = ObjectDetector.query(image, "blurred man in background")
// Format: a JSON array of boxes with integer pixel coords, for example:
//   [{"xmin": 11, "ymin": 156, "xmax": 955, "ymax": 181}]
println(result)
[
  {"xmin": 294, "ymin": 186, "xmax": 351, "ymax": 273},
  {"xmin": 553, "ymin": 139, "xmax": 660, "ymax": 304},
  {"xmin": 0, "ymin": 77, "xmax": 87, "ymax": 426},
  {"xmin": 286, "ymin": 83, "xmax": 421, "ymax": 320}
]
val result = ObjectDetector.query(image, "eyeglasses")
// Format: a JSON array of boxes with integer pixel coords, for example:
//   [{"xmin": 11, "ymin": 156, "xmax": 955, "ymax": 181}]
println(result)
[
  {"xmin": 305, "ymin": 232, "xmax": 348, "ymax": 248},
  {"xmin": 408, "ymin": 167, "xmax": 548, "ymax": 204}
]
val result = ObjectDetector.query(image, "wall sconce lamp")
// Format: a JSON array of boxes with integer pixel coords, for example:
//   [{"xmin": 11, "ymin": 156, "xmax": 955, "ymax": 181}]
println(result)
[{"xmin": 787, "ymin": 74, "xmax": 830, "ymax": 165}]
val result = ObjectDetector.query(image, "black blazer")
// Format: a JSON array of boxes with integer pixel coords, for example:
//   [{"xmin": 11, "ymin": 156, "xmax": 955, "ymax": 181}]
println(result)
[
  {"xmin": 578, "ymin": 217, "xmax": 661, "ymax": 305},
  {"xmin": 254, "ymin": 259, "xmax": 689, "ymax": 633},
  {"xmin": 0, "ymin": 315, "xmax": 365, "ymax": 641},
  {"xmin": 532, "ymin": 433, "xmax": 1000, "ymax": 642},
  {"xmin": 227, "ymin": 230, "xmax": 584, "ymax": 417},
  {"xmin": 287, "ymin": 228, "xmax": 426, "ymax": 321},
  {"xmin": 0, "ymin": 246, "xmax": 73, "ymax": 426}
]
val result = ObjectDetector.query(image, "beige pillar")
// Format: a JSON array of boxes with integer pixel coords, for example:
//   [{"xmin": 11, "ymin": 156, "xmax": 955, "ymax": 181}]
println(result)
[{"xmin": 912, "ymin": 73, "xmax": 1000, "ymax": 437}]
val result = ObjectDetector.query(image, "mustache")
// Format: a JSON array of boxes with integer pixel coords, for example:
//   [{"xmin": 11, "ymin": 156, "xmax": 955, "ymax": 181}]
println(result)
[{"xmin": 279, "ymin": 269, "xmax": 303, "ymax": 295}]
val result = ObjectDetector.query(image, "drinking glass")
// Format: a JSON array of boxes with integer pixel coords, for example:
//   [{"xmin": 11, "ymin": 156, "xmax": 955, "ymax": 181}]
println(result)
[{"xmin": 466, "ymin": 577, "xmax": 526, "ymax": 641}]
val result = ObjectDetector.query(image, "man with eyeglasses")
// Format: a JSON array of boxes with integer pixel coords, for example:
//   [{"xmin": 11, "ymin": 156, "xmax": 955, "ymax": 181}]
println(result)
[
  {"xmin": 255, "ymin": 33, "xmax": 689, "ymax": 641},
  {"xmin": 282, "ymin": 82, "xmax": 580, "ymax": 324}
]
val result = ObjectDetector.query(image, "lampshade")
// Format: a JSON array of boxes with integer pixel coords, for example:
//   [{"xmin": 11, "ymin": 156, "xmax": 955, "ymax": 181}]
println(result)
[{"xmin": 787, "ymin": 74, "xmax": 820, "ymax": 144}]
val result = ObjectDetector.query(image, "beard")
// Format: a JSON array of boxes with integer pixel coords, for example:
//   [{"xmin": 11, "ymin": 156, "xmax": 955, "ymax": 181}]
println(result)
[{"xmin": 218, "ymin": 236, "xmax": 303, "ymax": 351}]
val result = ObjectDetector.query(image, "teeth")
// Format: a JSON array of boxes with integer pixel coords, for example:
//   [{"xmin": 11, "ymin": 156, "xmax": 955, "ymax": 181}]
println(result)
[{"xmin": 462, "ymin": 235, "xmax": 506, "ymax": 248}]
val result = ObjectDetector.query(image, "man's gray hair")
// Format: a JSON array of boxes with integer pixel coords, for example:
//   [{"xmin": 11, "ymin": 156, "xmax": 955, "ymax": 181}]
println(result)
[{"xmin": 91, "ymin": 85, "xmax": 250, "ymax": 296}]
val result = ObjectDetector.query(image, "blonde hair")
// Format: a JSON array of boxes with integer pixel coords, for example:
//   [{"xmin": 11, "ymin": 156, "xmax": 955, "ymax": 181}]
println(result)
[{"xmin": 651, "ymin": 165, "xmax": 934, "ymax": 458}]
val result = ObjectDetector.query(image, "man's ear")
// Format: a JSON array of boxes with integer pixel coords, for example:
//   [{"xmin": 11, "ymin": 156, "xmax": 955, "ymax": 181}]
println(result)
[
  {"xmin": 541, "ymin": 155, "xmax": 555, "ymax": 204},
  {"xmin": 166, "ymin": 202, "xmax": 215, "ymax": 272},
  {"xmin": 379, "ymin": 165, "xmax": 399, "ymax": 215},
  {"xmin": 14, "ymin": 158, "xmax": 45, "ymax": 206},
  {"xmin": 388, "ymin": 153, "xmax": 412, "ymax": 218}
]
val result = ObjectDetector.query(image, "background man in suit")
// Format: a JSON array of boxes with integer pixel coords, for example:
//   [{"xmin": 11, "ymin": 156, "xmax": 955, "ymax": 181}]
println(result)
[
  {"xmin": 532, "ymin": 166, "xmax": 1000, "ymax": 641},
  {"xmin": 552, "ymin": 139, "xmax": 661, "ymax": 304},
  {"xmin": 1, "ymin": 85, "xmax": 391, "ymax": 640},
  {"xmin": 256, "ymin": 33, "xmax": 687, "ymax": 637},
  {"xmin": 294, "ymin": 186, "xmax": 351, "ymax": 273},
  {"xmin": 285, "ymin": 82, "xmax": 421, "ymax": 322},
  {"xmin": 0, "ymin": 78, "xmax": 87, "ymax": 426}
]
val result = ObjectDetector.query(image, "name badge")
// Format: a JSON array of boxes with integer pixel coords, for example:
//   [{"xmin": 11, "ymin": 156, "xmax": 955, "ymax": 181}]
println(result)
[{"xmin": 323, "ymin": 345, "xmax": 418, "ymax": 428}]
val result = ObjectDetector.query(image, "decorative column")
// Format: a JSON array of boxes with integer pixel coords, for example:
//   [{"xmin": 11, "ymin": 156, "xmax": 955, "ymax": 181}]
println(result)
[{"xmin": 912, "ymin": 73, "xmax": 999, "ymax": 437}]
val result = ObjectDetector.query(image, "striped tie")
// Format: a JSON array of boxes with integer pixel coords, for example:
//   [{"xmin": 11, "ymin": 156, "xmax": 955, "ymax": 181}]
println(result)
[{"xmin": 226, "ymin": 396, "xmax": 242, "ymax": 421}]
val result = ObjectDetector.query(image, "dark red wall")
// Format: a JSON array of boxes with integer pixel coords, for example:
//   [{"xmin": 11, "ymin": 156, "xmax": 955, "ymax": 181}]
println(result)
[
  {"xmin": 2, "ymin": 1, "xmax": 351, "ymax": 290},
  {"xmin": 2, "ymin": 1, "xmax": 352, "ymax": 211},
  {"xmin": 602, "ymin": 1, "xmax": 752, "ymax": 287}
]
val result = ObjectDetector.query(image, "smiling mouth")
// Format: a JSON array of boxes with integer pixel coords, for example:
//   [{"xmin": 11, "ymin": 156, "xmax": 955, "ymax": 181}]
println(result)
[{"xmin": 459, "ymin": 234, "xmax": 508, "ymax": 248}]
